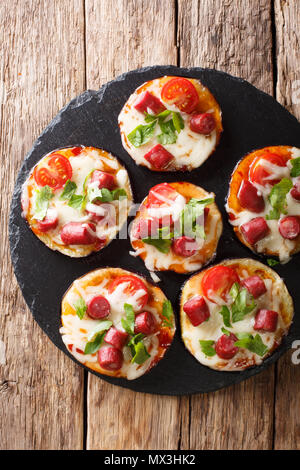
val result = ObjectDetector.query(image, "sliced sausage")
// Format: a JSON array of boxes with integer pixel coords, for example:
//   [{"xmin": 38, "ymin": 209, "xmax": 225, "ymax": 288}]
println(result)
[
  {"xmin": 215, "ymin": 333, "xmax": 238, "ymax": 360},
  {"xmin": 254, "ymin": 309, "xmax": 278, "ymax": 332},
  {"xmin": 98, "ymin": 346, "xmax": 123, "ymax": 370},
  {"xmin": 238, "ymin": 180, "xmax": 265, "ymax": 213},
  {"xmin": 189, "ymin": 113, "xmax": 216, "ymax": 135},
  {"xmin": 291, "ymin": 181, "xmax": 300, "ymax": 201},
  {"xmin": 144, "ymin": 144, "xmax": 174, "ymax": 169},
  {"xmin": 87, "ymin": 295, "xmax": 110, "ymax": 319},
  {"xmin": 60, "ymin": 222, "xmax": 97, "ymax": 245},
  {"xmin": 134, "ymin": 311, "xmax": 156, "ymax": 335},
  {"xmin": 241, "ymin": 275, "xmax": 267, "ymax": 298},
  {"xmin": 91, "ymin": 170, "xmax": 116, "ymax": 190},
  {"xmin": 134, "ymin": 91, "xmax": 166, "ymax": 115},
  {"xmin": 37, "ymin": 208, "xmax": 58, "ymax": 232},
  {"xmin": 279, "ymin": 216, "xmax": 300, "ymax": 240},
  {"xmin": 240, "ymin": 217, "xmax": 269, "ymax": 245},
  {"xmin": 183, "ymin": 296, "xmax": 210, "ymax": 326},
  {"xmin": 104, "ymin": 327, "xmax": 128, "ymax": 350},
  {"xmin": 172, "ymin": 236, "xmax": 198, "ymax": 257}
]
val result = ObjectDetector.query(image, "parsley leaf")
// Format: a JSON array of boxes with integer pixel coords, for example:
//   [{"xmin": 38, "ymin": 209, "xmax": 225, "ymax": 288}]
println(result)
[
  {"xmin": 121, "ymin": 303, "xmax": 135, "ymax": 335},
  {"xmin": 87, "ymin": 186, "xmax": 127, "ymax": 204},
  {"xmin": 131, "ymin": 341, "xmax": 151, "ymax": 365},
  {"xmin": 266, "ymin": 178, "xmax": 293, "ymax": 220},
  {"xmin": 235, "ymin": 333, "xmax": 268, "ymax": 357},
  {"xmin": 142, "ymin": 237, "xmax": 172, "ymax": 253},
  {"xmin": 219, "ymin": 305, "xmax": 232, "ymax": 327},
  {"xmin": 290, "ymin": 157, "xmax": 300, "ymax": 177},
  {"xmin": 60, "ymin": 180, "xmax": 77, "ymax": 200},
  {"xmin": 73, "ymin": 297, "xmax": 87, "ymax": 320},
  {"xmin": 230, "ymin": 283, "xmax": 256, "ymax": 323},
  {"xmin": 267, "ymin": 258, "xmax": 280, "ymax": 267},
  {"xmin": 127, "ymin": 121, "xmax": 156, "ymax": 147},
  {"xmin": 199, "ymin": 340, "xmax": 216, "ymax": 357},
  {"xmin": 162, "ymin": 300, "xmax": 174, "ymax": 328},
  {"xmin": 84, "ymin": 331, "xmax": 106, "ymax": 355},
  {"xmin": 33, "ymin": 186, "xmax": 54, "ymax": 220}
]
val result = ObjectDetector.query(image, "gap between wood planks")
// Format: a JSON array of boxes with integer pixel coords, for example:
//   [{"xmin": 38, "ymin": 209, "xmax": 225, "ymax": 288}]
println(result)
[{"xmin": 80, "ymin": 0, "xmax": 281, "ymax": 450}]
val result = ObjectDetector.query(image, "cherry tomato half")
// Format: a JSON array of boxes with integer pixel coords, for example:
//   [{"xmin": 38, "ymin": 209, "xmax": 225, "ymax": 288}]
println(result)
[
  {"xmin": 146, "ymin": 183, "xmax": 178, "ymax": 208},
  {"xmin": 161, "ymin": 77, "xmax": 199, "ymax": 114},
  {"xmin": 34, "ymin": 154, "xmax": 72, "ymax": 189},
  {"xmin": 249, "ymin": 152, "xmax": 286, "ymax": 187},
  {"xmin": 201, "ymin": 266, "xmax": 240, "ymax": 303},
  {"xmin": 108, "ymin": 275, "xmax": 149, "ymax": 310}
]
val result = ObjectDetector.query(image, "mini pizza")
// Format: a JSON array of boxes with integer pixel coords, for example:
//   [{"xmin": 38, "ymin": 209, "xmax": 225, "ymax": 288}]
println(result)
[
  {"xmin": 226, "ymin": 146, "xmax": 300, "ymax": 263},
  {"xmin": 21, "ymin": 146, "xmax": 133, "ymax": 257},
  {"xmin": 118, "ymin": 76, "xmax": 222, "ymax": 171},
  {"xmin": 180, "ymin": 258, "xmax": 293, "ymax": 371},
  {"xmin": 130, "ymin": 182, "xmax": 223, "ymax": 274},
  {"xmin": 60, "ymin": 268, "xmax": 175, "ymax": 379}
]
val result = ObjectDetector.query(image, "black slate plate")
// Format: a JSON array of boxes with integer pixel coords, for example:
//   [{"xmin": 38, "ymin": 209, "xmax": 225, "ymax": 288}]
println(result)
[{"xmin": 9, "ymin": 66, "xmax": 300, "ymax": 395}]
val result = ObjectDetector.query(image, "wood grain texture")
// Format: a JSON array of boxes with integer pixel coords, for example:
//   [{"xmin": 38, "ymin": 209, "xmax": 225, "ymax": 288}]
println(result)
[
  {"xmin": 84, "ymin": 0, "xmax": 184, "ymax": 450},
  {"xmin": 274, "ymin": 0, "xmax": 300, "ymax": 450},
  {"xmin": 0, "ymin": 0, "xmax": 85, "ymax": 449},
  {"xmin": 178, "ymin": 0, "xmax": 275, "ymax": 450}
]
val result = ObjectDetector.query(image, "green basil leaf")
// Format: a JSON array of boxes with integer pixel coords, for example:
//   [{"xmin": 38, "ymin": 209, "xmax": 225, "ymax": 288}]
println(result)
[
  {"xmin": 68, "ymin": 194, "xmax": 86, "ymax": 210},
  {"xmin": 131, "ymin": 341, "xmax": 151, "ymax": 365},
  {"xmin": 267, "ymin": 258, "xmax": 280, "ymax": 267},
  {"xmin": 83, "ymin": 169, "xmax": 96, "ymax": 192},
  {"xmin": 87, "ymin": 186, "xmax": 113, "ymax": 203},
  {"xmin": 128, "ymin": 333, "xmax": 145, "ymax": 356},
  {"xmin": 199, "ymin": 340, "xmax": 216, "ymax": 357},
  {"xmin": 60, "ymin": 180, "xmax": 77, "ymax": 200},
  {"xmin": 229, "ymin": 282, "xmax": 240, "ymax": 301},
  {"xmin": 162, "ymin": 300, "xmax": 174, "ymax": 328},
  {"xmin": 84, "ymin": 331, "xmax": 105, "ymax": 355},
  {"xmin": 111, "ymin": 188, "xmax": 127, "ymax": 200},
  {"xmin": 221, "ymin": 327, "xmax": 231, "ymax": 336},
  {"xmin": 266, "ymin": 178, "xmax": 293, "ymax": 220},
  {"xmin": 121, "ymin": 303, "xmax": 135, "ymax": 335},
  {"xmin": 290, "ymin": 157, "xmax": 300, "ymax": 177},
  {"xmin": 235, "ymin": 333, "xmax": 268, "ymax": 357},
  {"xmin": 231, "ymin": 285, "xmax": 256, "ymax": 323},
  {"xmin": 176, "ymin": 197, "xmax": 214, "ymax": 239},
  {"xmin": 144, "ymin": 109, "xmax": 171, "ymax": 123},
  {"xmin": 127, "ymin": 121, "xmax": 156, "ymax": 147},
  {"xmin": 73, "ymin": 297, "xmax": 87, "ymax": 320},
  {"xmin": 33, "ymin": 186, "xmax": 54, "ymax": 220},
  {"xmin": 219, "ymin": 305, "xmax": 232, "ymax": 328},
  {"xmin": 87, "ymin": 320, "xmax": 113, "ymax": 341},
  {"xmin": 172, "ymin": 112, "xmax": 184, "ymax": 133},
  {"xmin": 157, "ymin": 119, "xmax": 177, "ymax": 145},
  {"xmin": 142, "ymin": 237, "xmax": 172, "ymax": 253}
]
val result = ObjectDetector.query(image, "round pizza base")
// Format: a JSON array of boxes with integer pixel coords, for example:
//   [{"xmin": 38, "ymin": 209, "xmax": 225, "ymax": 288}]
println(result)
[
  {"xmin": 180, "ymin": 258, "xmax": 294, "ymax": 371},
  {"xmin": 130, "ymin": 182, "xmax": 223, "ymax": 274},
  {"xmin": 119, "ymin": 76, "xmax": 223, "ymax": 172},
  {"xmin": 61, "ymin": 267, "xmax": 176, "ymax": 379},
  {"xmin": 226, "ymin": 145, "xmax": 300, "ymax": 259},
  {"xmin": 21, "ymin": 146, "xmax": 133, "ymax": 258}
]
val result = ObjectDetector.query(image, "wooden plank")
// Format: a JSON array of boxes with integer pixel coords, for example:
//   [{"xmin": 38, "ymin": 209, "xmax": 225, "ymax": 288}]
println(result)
[
  {"xmin": 84, "ymin": 0, "xmax": 184, "ymax": 450},
  {"xmin": 0, "ymin": 0, "xmax": 85, "ymax": 449},
  {"xmin": 274, "ymin": 0, "xmax": 300, "ymax": 450},
  {"xmin": 178, "ymin": 0, "xmax": 275, "ymax": 450}
]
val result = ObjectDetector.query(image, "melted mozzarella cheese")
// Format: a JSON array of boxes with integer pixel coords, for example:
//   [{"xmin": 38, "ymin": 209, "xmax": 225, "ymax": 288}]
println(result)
[
  {"xmin": 182, "ymin": 269, "xmax": 286, "ymax": 370},
  {"xmin": 118, "ymin": 78, "xmax": 217, "ymax": 170},
  {"xmin": 147, "ymin": 194, "xmax": 186, "ymax": 221},
  {"xmin": 60, "ymin": 279, "xmax": 162, "ymax": 380}
]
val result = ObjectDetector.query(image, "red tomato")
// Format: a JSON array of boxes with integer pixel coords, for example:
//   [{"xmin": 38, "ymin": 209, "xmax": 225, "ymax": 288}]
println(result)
[
  {"xmin": 146, "ymin": 183, "xmax": 178, "ymax": 208},
  {"xmin": 108, "ymin": 275, "xmax": 149, "ymax": 309},
  {"xmin": 34, "ymin": 154, "xmax": 72, "ymax": 189},
  {"xmin": 161, "ymin": 77, "xmax": 199, "ymax": 114},
  {"xmin": 249, "ymin": 152, "xmax": 286, "ymax": 186},
  {"xmin": 201, "ymin": 266, "xmax": 240, "ymax": 303}
]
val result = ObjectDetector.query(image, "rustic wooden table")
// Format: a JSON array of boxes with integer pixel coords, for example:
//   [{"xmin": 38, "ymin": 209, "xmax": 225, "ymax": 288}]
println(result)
[{"xmin": 1, "ymin": 0, "xmax": 299, "ymax": 450}]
